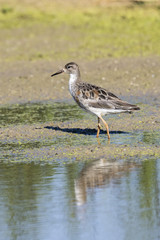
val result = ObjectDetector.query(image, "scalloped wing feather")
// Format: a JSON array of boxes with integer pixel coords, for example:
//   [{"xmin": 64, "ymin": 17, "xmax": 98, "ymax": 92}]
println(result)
[{"xmin": 77, "ymin": 83, "xmax": 140, "ymax": 111}]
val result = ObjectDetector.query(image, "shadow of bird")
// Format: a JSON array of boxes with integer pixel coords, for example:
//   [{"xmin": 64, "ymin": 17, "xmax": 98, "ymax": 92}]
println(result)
[{"xmin": 44, "ymin": 126, "xmax": 129, "ymax": 136}]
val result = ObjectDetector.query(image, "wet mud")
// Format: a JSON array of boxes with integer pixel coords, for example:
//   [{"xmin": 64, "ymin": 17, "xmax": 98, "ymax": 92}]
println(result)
[
  {"xmin": 0, "ymin": 100, "xmax": 159, "ymax": 163},
  {"xmin": 0, "ymin": 57, "xmax": 160, "ymax": 105}
]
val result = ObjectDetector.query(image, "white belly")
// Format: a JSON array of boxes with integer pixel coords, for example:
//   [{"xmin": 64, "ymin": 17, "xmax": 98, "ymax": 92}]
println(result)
[{"xmin": 88, "ymin": 107, "xmax": 127, "ymax": 117}]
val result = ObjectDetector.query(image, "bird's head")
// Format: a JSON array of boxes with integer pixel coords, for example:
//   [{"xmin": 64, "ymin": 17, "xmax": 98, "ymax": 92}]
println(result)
[{"xmin": 51, "ymin": 62, "xmax": 79, "ymax": 77}]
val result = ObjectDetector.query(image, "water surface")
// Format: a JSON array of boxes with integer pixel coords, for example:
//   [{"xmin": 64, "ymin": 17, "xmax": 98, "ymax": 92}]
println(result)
[{"xmin": 0, "ymin": 158, "xmax": 160, "ymax": 240}]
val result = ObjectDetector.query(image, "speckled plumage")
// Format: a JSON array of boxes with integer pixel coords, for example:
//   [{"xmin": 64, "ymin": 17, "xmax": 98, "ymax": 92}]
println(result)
[{"xmin": 51, "ymin": 62, "xmax": 140, "ymax": 139}]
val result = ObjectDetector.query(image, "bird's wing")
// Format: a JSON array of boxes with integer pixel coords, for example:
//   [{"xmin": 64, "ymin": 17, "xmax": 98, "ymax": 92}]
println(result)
[{"xmin": 77, "ymin": 83, "xmax": 139, "ymax": 111}]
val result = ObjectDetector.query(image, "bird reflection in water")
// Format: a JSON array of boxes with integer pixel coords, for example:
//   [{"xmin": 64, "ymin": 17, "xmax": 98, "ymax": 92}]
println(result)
[{"xmin": 74, "ymin": 158, "xmax": 137, "ymax": 206}]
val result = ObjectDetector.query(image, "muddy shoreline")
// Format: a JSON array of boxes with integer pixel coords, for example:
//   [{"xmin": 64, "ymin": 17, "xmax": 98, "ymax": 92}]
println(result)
[
  {"xmin": 0, "ymin": 55, "xmax": 160, "ymax": 162},
  {"xmin": 0, "ymin": 57, "xmax": 160, "ymax": 105},
  {"xmin": 0, "ymin": 98, "xmax": 159, "ymax": 162}
]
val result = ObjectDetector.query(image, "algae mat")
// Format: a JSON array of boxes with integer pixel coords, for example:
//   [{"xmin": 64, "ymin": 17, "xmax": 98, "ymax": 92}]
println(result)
[{"xmin": 0, "ymin": 100, "xmax": 159, "ymax": 163}]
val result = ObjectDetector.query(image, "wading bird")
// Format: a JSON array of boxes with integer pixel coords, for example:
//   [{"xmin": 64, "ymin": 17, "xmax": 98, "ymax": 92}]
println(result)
[{"xmin": 51, "ymin": 62, "xmax": 140, "ymax": 139}]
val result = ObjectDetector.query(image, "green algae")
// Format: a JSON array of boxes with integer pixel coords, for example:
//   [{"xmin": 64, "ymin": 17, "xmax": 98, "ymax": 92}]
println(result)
[
  {"xmin": 0, "ymin": 101, "xmax": 159, "ymax": 163},
  {"xmin": 1, "ymin": 139, "xmax": 159, "ymax": 163},
  {"xmin": 0, "ymin": 102, "xmax": 83, "ymax": 127}
]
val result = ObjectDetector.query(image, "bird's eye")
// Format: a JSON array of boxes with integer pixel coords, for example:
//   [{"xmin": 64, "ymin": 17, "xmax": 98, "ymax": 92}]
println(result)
[{"xmin": 67, "ymin": 66, "xmax": 71, "ymax": 69}]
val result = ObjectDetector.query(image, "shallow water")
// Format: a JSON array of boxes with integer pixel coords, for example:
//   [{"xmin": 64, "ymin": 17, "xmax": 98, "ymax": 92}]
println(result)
[
  {"xmin": 0, "ymin": 158, "xmax": 160, "ymax": 240},
  {"xmin": 0, "ymin": 101, "xmax": 84, "ymax": 126},
  {"xmin": 0, "ymin": 102, "xmax": 160, "ymax": 240}
]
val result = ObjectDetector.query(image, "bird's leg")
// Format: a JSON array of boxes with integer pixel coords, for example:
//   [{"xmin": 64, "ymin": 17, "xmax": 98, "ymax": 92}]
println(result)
[
  {"xmin": 96, "ymin": 117, "xmax": 101, "ymax": 138},
  {"xmin": 99, "ymin": 116, "xmax": 110, "ymax": 139}
]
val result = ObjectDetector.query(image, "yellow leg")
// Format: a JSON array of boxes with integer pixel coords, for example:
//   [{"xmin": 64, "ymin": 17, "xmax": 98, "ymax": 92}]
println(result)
[
  {"xmin": 99, "ymin": 115, "xmax": 110, "ymax": 139},
  {"xmin": 96, "ymin": 117, "xmax": 101, "ymax": 138}
]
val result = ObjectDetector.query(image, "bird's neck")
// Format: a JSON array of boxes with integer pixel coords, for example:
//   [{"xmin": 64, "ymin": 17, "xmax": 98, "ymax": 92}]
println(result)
[
  {"xmin": 69, "ymin": 72, "xmax": 81, "ymax": 96},
  {"xmin": 69, "ymin": 71, "xmax": 81, "ymax": 86}
]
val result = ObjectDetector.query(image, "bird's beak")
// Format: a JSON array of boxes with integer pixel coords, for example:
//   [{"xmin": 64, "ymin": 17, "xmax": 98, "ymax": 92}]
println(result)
[{"xmin": 51, "ymin": 69, "xmax": 64, "ymax": 77}]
